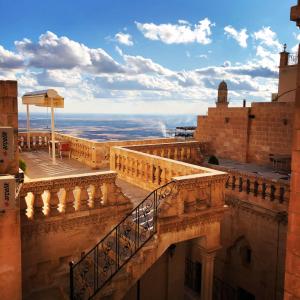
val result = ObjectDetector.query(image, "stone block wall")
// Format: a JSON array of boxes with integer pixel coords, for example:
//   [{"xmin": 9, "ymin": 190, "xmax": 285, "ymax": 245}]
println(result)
[
  {"xmin": 195, "ymin": 101, "xmax": 294, "ymax": 167},
  {"xmin": 0, "ymin": 80, "xmax": 21, "ymax": 300},
  {"xmin": 195, "ymin": 107, "xmax": 250, "ymax": 163},
  {"xmin": 248, "ymin": 102, "xmax": 294, "ymax": 165}
]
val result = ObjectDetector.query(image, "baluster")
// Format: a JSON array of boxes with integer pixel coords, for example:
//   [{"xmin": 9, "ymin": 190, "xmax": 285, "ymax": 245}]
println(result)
[
  {"xmin": 253, "ymin": 181, "xmax": 259, "ymax": 197},
  {"xmin": 174, "ymin": 148, "xmax": 178, "ymax": 160},
  {"xmin": 73, "ymin": 186, "xmax": 81, "ymax": 211},
  {"xmin": 279, "ymin": 186, "xmax": 285, "ymax": 203},
  {"xmin": 94, "ymin": 184, "xmax": 103, "ymax": 206},
  {"xmin": 145, "ymin": 163, "xmax": 150, "ymax": 182},
  {"xmin": 167, "ymin": 148, "xmax": 171, "ymax": 159},
  {"xmin": 57, "ymin": 188, "xmax": 67, "ymax": 213},
  {"xmin": 20, "ymin": 136, "xmax": 24, "ymax": 148},
  {"xmin": 87, "ymin": 184, "xmax": 95, "ymax": 208},
  {"xmin": 32, "ymin": 136, "xmax": 37, "ymax": 148},
  {"xmin": 49, "ymin": 189, "xmax": 59, "ymax": 216},
  {"xmin": 41, "ymin": 190, "xmax": 51, "ymax": 216},
  {"xmin": 270, "ymin": 185, "xmax": 276, "ymax": 201},
  {"xmin": 239, "ymin": 177, "xmax": 243, "ymax": 192},
  {"xmin": 25, "ymin": 192, "xmax": 35, "ymax": 219},
  {"xmin": 38, "ymin": 136, "xmax": 43, "ymax": 147}
]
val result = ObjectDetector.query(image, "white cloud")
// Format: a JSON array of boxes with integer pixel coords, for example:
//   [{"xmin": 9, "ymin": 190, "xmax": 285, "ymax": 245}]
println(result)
[
  {"xmin": 224, "ymin": 25, "xmax": 248, "ymax": 48},
  {"xmin": 0, "ymin": 45, "xmax": 24, "ymax": 68},
  {"xmin": 0, "ymin": 29, "xmax": 283, "ymax": 115},
  {"xmin": 253, "ymin": 27, "xmax": 281, "ymax": 50},
  {"xmin": 15, "ymin": 31, "xmax": 124, "ymax": 73},
  {"xmin": 114, "ymin": 32, "xmax": 134, "ymax": 46},
  {"xmin": 135, "ymin": 18, "xmax": 214, "ymax": 45}
]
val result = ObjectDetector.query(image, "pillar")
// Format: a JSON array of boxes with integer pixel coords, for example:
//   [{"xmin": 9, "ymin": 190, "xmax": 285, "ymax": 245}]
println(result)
[
  {"xmin": 279, "ymin": 49, "xmax": 289, "ymax": 68},
  {"xmin": 284, "ymin": 43, "xmax": 300, "ymax": 299},
  {"xmin": 200, "ymin": 249, "xmax": 217, "ymax": 300},
  {"xmin": 0, "ymin": 80, "xmax": 22, "ymax": 300}
]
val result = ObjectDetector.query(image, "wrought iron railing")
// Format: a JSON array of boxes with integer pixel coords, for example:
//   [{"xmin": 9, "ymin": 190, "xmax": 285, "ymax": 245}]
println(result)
[
  {"xmin": 288, "ymin": 53, "xmax": 298, "ymax": 65},
  {"xmin": 69, "ymin": 180, "xmax": 176, "ymax": 300}
]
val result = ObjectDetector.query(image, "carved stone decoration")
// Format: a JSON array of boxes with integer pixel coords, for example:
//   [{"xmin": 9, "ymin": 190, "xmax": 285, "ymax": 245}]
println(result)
[
  {"xmin": 87, "ymin": 184, "xmax": 95, "ymax": 208},
  {"xmin": 73, "ymin": 186, "xmax": 81, "ymax": 211},
  {"xmin": 25, "ymin": 192, "xmax": 35, "ymax": 219},
  {"xmin": 41, "ymin": 190, "xmax": 51, "ymax": 216},
  {"xmin": 57, "ymin": 188, "xmax": 67, "ymax": 213}
]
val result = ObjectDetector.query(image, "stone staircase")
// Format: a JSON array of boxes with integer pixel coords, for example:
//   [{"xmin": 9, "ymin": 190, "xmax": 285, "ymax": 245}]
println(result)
[{"xmin": 70, "ymin": 181, "xmax": 176, "ymax": 300}]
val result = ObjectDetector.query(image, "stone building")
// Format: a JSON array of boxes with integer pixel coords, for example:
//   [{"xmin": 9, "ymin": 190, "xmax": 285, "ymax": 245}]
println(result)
[{"xmin": 0, "ymin": 6, "xmax": 300, "ymax": 299}]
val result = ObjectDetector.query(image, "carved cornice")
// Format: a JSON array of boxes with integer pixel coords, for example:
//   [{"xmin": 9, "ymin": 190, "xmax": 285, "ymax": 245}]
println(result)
[
  {"xmin": 158, "ymin": 208, "xmax": 225, "ymax": 233},
  {"xmin": 21, "ymin": 203, "xmax": 132, "ymax": 239},
  {"xmin": 226, "ymin": 197, "xmax": 288, "ymax": 224}
]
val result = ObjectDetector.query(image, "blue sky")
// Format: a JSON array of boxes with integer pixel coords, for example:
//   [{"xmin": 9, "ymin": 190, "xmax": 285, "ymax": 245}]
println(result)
[{"xmin": 0, "ymin": 0, "xmax": 299, "ymax": 114}]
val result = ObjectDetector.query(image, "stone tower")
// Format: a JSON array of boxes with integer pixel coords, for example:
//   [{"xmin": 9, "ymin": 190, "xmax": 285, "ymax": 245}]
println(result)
[{"xmin": 216, "ymin": 80, "xmax": 229, "ymax": 108}]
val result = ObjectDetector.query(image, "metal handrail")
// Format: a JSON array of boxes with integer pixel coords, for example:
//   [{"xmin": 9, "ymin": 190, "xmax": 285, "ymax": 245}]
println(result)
[{"xmin": 69, "ymin": 180, "xmax": 176, "ymax": 300}]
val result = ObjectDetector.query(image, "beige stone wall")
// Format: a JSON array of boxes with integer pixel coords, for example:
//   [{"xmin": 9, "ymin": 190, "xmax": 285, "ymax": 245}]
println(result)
[
  {"xmin": 21, "ymin": 203, "xmax": 132, "ymax": 299},
  {"xmin": 195, "ymin": 101, "xmax": 294, "ymax": 166},
  {"xmin": 124, "ymin": 242, "xmax": 186, "ymax": 300},
  {"xmin": 195, "ymin": 107, "xmax": 250, "ymax": 163},
  {"xmin": 0, "ymin": 80, "xmax": 22, "ymax": 300},
  {"xmin": 278, "ymin": 65, "xmax": 297, "ymax": 102},
  {"xmin": 215, "ymin": 203, "xmax": 287, "ymax": 300},
  {"xmin": 248, "ymin": 102, "xmax": 294, "ymax": 165}
]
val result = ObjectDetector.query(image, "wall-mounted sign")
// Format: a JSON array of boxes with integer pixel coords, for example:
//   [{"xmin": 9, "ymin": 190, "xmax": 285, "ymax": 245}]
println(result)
[
  {"xmin": 0, "ymin": 127, "xmax": 14, "ymax": 172},
  {"xmin": 0, "ymin": 175, "xmax": 15, "ymax": 209}
]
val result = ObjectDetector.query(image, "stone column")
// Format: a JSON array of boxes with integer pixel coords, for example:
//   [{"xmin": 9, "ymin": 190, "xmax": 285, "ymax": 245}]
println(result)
[
  {"xmin": 0, "ymin": 80, "xmax": 21, "ymax": 300},
  {"xmin": 200, "ymin": 249, "xmax": 217, "ymax": 300}
]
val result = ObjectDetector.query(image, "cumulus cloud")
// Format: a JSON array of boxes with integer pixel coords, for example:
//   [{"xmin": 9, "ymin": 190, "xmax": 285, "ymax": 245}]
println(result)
[
  {"xmin": 123, "ymin": 54, "xmax": 173, "ymax": 75},
  {"xmin": 15, "ymin": 31, "xmax": 124, "ymax": 73},
  {"xmin": 0, "ymin": 45, "xmax": 24, "ymax": 68},
  {"xmin": 0, "ymin": 28, "xmax": 283, "ymax": 114},
  {"xmin": 135, "ymin": 18, "xmax": 214, "ymax": 45},
  {"xmin": 115, "ymin": 32, "xmax": 134, "ymax": 46},
  {"xmin": 224, "ymin": 25, "xmax": 248, "ymax": 48},
  {"xmin": 253, "ymin": 27, "xmax": 281, "ymax": 50}
]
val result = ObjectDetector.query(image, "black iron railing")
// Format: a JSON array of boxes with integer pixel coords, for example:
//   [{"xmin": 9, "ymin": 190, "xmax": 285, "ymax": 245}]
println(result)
[{"xmin": 69, "ymin": 180, "xmax": 176, "ymax": 300}]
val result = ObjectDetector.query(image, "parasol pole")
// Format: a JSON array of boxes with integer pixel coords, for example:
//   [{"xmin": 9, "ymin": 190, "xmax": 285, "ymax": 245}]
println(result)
[{"xmin": 51, "ymin": 97, "xmax": 56, "ymax": 164}]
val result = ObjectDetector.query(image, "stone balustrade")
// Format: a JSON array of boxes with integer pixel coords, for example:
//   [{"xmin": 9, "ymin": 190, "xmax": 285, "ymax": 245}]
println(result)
[
  {"xmin": 126, "ymin": 141, "xmax": 208, "ymax": 164},
  {"xmin": 55, "ymin": 132, "xmax": 180, "ymax": 169},
  {"xmin": 224, "ymin": 170, "xmax": 290, "ymax": 205},
  {"xmin": 19, "ymin": 171, "xmax": 130, "ymax": 220},
  {"xmin": 110, "ymin": 145, "xmax": 227, "ymax": 213},
  {"xmin": 18, "ymin": 131, "xmax": 51, "ymax": 151}
]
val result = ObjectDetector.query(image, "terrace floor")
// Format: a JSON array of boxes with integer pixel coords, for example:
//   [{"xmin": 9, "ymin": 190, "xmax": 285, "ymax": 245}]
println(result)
[
  {"xmin": 205, "ymin": 158, "xmax": 290, "ymax": 182},
  {"xmin": 20, "ymin": 150, "xmax": 150, "ymax": 205},
  {"xmin": 20, "ymin": 150, "xmax": 108, "ymax": 180}
]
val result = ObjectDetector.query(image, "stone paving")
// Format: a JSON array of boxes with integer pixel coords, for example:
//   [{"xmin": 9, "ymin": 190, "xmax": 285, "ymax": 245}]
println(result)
[
  {"xmin": 211, "ymin": 158, "xmax": 290, "ymax": 182},
  {"xmin": 20, "ymin": 150, "xmax": 107, "ymax": 179}
]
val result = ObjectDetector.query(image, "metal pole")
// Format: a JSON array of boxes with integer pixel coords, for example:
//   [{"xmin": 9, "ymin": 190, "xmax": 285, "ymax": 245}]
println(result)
[
  {"xmin": 26, "ymin": 104, "xmax": 30, "ymax": 150},
  {"xmin": 51, "ymin": 98, "xmax": 56, "ymax": 164}
]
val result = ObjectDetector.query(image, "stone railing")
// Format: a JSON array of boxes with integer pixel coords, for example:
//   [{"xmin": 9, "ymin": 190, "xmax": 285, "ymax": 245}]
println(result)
[
  {"xmin": 126, "ymin": 141, "xmax": 208, "ymax": 165},
  {"xmin": 19, "ymin": 171, "xmax": 130, "ymax": 220},
  {"xmin": 110, "ymin": 145, "xmax": 227, "ymax": 203},
  {"xmin": 225, "ymin": 170, "xmax": 289, "ymax": 204},
  {"xmin": 205, "ymin": 164, "xmax": 290, "ymax": 207},
  {"xmin": 55, "ymin": 132, "xmax": 179, "ymax": 169},
  {"xmin": 18, "ymin": 131, "xmax": 51, "ymax": 151}
]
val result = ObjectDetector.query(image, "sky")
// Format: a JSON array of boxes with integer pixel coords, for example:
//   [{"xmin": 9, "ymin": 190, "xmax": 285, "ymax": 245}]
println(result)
[{"xmin": 0, "ymin": 0, "xmax": 299, "ymax": 114}]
